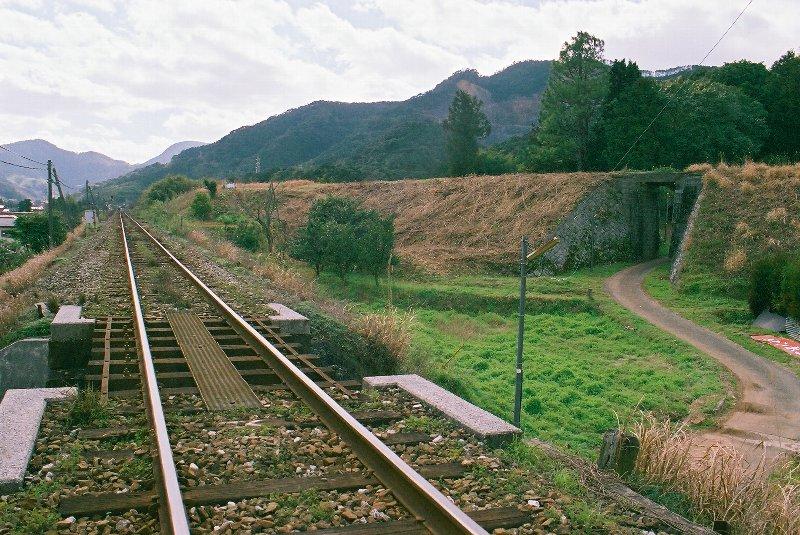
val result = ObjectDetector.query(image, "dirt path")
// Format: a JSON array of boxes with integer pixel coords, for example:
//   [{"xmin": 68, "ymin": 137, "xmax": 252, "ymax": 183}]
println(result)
[{"xmin": 605, "ymin": 259, "xmax": 800, "ymax": 466}]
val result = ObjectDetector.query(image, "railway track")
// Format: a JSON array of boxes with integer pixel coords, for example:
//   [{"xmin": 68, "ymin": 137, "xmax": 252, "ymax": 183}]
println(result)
[{"xmin": 46, "ymin": 214, "xmax": 537, "ymax": 534}]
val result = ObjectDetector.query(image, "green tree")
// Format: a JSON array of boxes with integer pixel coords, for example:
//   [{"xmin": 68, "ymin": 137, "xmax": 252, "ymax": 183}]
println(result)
[
  {"xmin": 660, "ymin": 79, "xmax": 767, "ymax": 167},
  {"xmin": 442, "ymin": 90, "xmax": 491, "ymax": 175},
  {"xmin": 782, "ymin": 257, "xmax": 800, "ymax": 319},
  {"xmin": 292, "ymin": 196, "xmax": 394, "ymax": 281},
  {"xmin": 9, "ymin": 212, "xmax": 67, "ymax": 252},
  {"xmin": 594, "ymin": 60, "xmax": 665, "ymax": 169},
  {"xmin": 203, "ymin": 179, "xmax": 218, "ymax": 198},
  {"xmin": 190, "ymin": 192, "xmax": 213, "ymax": 220},
  {"xmin": 226, "ymin": 220, "xmax": 261, "ymax": 252},
  {"xmin": 764, "ymin": 51, "xmax": 800, "ymax": 160},
  {"xmin": 17, "ymin": 198, "xmax": 32, "ymax": 212},
  {"xmin": 357, "ymin": 211, "xmax": 395, "ymax": 285},
  {"xmin": 531, "ymin": 31, "xmax": 608, "ymax": 171},
  {"xmin": 0, "ymin": 240, "xmax": 32, "ymax": 274},
  {"xmin": 710, "ymin": 60, "xmax": 771, "ymax": 104}
]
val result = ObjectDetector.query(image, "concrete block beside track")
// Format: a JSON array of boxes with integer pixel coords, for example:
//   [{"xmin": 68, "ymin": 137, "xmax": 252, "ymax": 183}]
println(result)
[
  {"xmin": 0, "ymin": 387, "xmax": 75, "ymax": 493},
  {"xmin": 364, "ymin": 374, "xmax": 521, "ymax": 447},
  {"xmin": 49, "ymin": 305, "xmax": 94, "ymax": 370},
  {"xmin": 268, "ymin": 303, "xmax": 310, "ymax": 335},
  {"xmin": 0, "ymin": 338, "xmax": 50, "ymax": 400}
]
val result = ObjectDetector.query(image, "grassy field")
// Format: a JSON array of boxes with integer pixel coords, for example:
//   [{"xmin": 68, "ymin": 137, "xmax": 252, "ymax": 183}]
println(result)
[
  {"xmin": 315, "ymin": 265, "xmax": 730, "ymax": 457},
  {"xmin": 644, "ymin": 264, "xmax": 800, "ymax": 376}
]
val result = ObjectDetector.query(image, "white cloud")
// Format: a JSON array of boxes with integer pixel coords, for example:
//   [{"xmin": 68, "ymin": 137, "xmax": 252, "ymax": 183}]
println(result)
[{"xmin": 0, "ymin": 0, "xmax": 797, "ymax": 162}]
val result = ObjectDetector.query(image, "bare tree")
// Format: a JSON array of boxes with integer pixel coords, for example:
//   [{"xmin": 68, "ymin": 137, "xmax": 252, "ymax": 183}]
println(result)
[{"xmin": 235, "ymin": 181, "xmax": 282, "ymax": 252}]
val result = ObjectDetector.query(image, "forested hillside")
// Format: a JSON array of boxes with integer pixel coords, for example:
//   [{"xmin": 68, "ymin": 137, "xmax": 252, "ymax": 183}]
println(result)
[{"xmin": 97, "ymin": 61, "xmax": 551, "ymax": 204}]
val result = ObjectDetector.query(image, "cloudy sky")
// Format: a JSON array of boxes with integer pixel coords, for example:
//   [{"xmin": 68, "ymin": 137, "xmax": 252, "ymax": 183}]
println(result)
[{"xmin": 1, "ymin": 0, "xmax": 797, "ymax": 163}]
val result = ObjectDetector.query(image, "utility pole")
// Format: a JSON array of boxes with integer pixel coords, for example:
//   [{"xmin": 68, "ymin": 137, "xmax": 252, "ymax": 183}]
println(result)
[
  {"xmin": 513, "ymin": 236, "xmax": 559, "ymax": 428},
  {"xmin": 513, "ymin": 236, "xmax": 528, "ymax": 428},
  {"xmin": 47, "ymin": 159, "xmax": 53, "ymax": 248},
  {"xmin": 255, "ymin": 155, "xmax": 261, "ymax": 175}
]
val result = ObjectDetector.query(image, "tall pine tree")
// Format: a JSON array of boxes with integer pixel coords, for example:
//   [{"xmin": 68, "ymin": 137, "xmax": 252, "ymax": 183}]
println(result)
[
  {"xmin": 442, "ymin": 90, "xmax": 491, "ymax": 176},
  {"xmin": 531, "ymin": 32, "xmax": 608, "ymax": 171}
]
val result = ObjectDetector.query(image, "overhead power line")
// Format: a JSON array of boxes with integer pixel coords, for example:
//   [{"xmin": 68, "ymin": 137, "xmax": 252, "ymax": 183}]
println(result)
[
  {"xmin": 0, "ymin": 158, "xmax": 45, "ymax": 170},
  {"xmin": 612, "ymin": 0, "xmax": 756, "ymax": 171},
  {"xmin": 0, "ymin": 144, "xmax": 47, "ymax": 166}
]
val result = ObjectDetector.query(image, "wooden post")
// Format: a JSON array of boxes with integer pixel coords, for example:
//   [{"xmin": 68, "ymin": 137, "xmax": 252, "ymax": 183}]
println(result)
[
  {"xmin": 598, "ymin": 429, "xmax": 640, "ymax": 476},
  {"xmin": 47, "ymin": 159, "xmax": 53, "ymax": 248}
]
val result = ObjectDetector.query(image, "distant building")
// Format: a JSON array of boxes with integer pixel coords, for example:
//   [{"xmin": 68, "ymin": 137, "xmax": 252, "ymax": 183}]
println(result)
[
  {"xmin": 224, "ymin": 182, "xmax": 236, "ymax": 189},
  {"xmin": 0, "ymin": 215, "xmax": 16, "ymax": 239}
]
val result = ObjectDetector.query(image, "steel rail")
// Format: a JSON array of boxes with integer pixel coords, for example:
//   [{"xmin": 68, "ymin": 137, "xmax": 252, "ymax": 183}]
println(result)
[
  {"xmin": 125, "ymin": 213, "xmax": 488, "ymax": 535},
  {"xmin": 119, "ymin": 214, "xmax": 191, "ymax": 535}
]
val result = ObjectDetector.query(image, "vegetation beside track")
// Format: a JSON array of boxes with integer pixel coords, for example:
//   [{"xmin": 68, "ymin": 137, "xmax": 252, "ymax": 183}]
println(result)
[{"xmin": 142, "ymin": 191, "xmax": 731, "ymax": 458}]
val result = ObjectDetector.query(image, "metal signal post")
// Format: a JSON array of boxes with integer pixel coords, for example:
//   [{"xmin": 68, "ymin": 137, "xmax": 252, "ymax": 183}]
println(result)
[{"xmin": 513, "ymin": 236, "xmax": 559, "ymax": 428}]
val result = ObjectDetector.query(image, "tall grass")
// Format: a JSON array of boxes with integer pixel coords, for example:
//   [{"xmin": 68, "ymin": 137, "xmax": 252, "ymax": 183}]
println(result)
[
  {"xmin": 350, "ymin": 306, "xmax": 415, "ymax": 362},
  {"xmin": 0, "ymin": 224, "xmax": 85, "ymax": 337},
  {"xmin": 0, "ymin": 224, "xmax": 85, "ymax": 296},
  {"xmin": 633, "ymin": 413, "xmax": 800, "ymax": 534}
]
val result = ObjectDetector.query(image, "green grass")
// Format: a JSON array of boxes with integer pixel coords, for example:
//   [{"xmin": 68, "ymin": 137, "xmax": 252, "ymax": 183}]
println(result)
[
  {"xmin": 316, "ymin": 265, "xmax": 729, "ymax": 457},
  {"xmin": 0, "ymin": 317, "xmax": 51, "ymax": 349},
  {"xmin": 644, "ymin": 265, "xmax": 800, "ymax": 376}
]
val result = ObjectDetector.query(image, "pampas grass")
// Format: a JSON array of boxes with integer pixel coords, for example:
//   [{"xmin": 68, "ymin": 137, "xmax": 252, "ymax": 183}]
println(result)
[{"xmin": 633, "ymin": 413, "xmax": 800, "ymax": 534}]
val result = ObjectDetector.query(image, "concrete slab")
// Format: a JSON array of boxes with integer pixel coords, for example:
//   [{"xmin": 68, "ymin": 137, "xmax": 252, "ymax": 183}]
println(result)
[
  {"xmin": 0, "ymin": 387, "xmax": 75, "ymax": 493},
  {"xmin": 364, "ymin": 374, "xmax": 521, "ymax": 446},
  {"xmin": 49, "ymin": 305, "xmax": 94, "ymax": 369},
  {"xmin": 50, "ymin": 305, "xmax": 94, "ymax": 342},
  {"xmin": 268, "ymin": 303, "xmax": 310, "ymax": 335},
  {"xmin": 0, "ymin": 338, "xmax": 50, "ymax": 400},
  {"xmin": 753, "ymin": 310, "xmax": 787, "ymax": 332}
]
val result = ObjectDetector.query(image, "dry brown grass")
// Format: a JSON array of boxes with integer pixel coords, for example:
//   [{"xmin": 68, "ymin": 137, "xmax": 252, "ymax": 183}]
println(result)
[
  {"xmin": 235, "ymin": 172, "xmax": 610, "ymax": 273},
  {"xmin": 0, "ymin": 224, "xmax": 85, "ymax": 296},
  {"xmin": 350, "ymin": 306, "xmax": 415, "ymax": 361},
  {"xmin": 684, "ymin": 163, "xmax": 800, "ymax": 280},
  {"xmin": 634, "ymin": 413, "xmax": 800, "ymax": 534}
]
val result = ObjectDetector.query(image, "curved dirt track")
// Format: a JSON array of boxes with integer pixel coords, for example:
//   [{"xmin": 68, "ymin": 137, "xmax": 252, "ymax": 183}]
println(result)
[{"xmin": 605, "ymin": 259, "xmax": 800, "ymax": 466}]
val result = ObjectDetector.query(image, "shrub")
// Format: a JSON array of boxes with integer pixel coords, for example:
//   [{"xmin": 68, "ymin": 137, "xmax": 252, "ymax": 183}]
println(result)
[
  {"xmin": 8, "ymin": 212, "xmax": 67, "ymax": 252},
  {"xmin": 203, "ymin": 179, "xmax": 218, "ymax": 198},
  {"xmin": 0, "ymin": 240, "xmax": 32, "ymax": 275},
  {"xmin": 68, "ymin": 386, "xmax": 110, "ymax": 427},
  {"xmin": 190, "ymin": 192, "xmax": 213, "ymax": 220},
  {"xmin": 781, "ymin": 257, "xmax": 800, "ymax": 318},
  {"xmin": 748, "ymin": 254, "xmax": 786, "ymax": 315},
  {"xmin": 143, "ymin": 175, "xmax": 196, "ymax": 204},
  {"xmin": 292, "ymin": 196, "xmax": 395, "ymax": 281},
  {"xmin": 226, "ymin": 220, "xmax": 261, "ymax": 252}
]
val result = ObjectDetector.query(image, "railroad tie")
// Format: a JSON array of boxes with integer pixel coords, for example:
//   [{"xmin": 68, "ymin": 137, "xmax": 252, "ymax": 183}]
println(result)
[{"xmin": 167, "ymin": 311, "xmax": 261, "ymax": 410}]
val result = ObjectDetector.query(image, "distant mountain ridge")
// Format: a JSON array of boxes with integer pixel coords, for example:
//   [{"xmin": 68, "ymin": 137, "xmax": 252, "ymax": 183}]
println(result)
[
  {"xmin": 100, "ymin": 60, "xmax": 553, "ymax": 203},
  {"xmin": 0, "ymin": 139, "xmax": 206, "ymax": 200},
  {"xmin": 138, "ymin": 141, "xmax": 206, "ymax": 167}
]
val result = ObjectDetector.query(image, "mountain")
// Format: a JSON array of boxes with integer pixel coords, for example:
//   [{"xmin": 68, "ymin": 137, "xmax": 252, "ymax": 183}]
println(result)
[
  {"xmin": 0, "ymin": 139, "xmax": 132, "ymax": 201},
  {"xmin": 138, "ymin": 141, "xmax": 206, "ymax": 167},
  {"xmin": 0, "ymin": 139, "xmax": 206, "ymax": 201},
  {"xmin": 100, "ymin": 60, "xmax": 553, "ymax": 203}
]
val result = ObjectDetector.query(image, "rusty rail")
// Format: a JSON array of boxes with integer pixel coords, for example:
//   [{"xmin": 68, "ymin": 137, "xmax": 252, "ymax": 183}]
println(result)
[
  {"xmin": 125, "ymin": 213, "xmax": 488, "ymax": 535},
  {"xmin": 119, "ymin": 214, "xmax": 190, "ymax": 535}
]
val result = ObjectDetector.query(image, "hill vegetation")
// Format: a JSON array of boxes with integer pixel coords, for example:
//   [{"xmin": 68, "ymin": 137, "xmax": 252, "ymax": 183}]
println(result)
[
  {"xmin": 98, "ymin": 61, "xmax": 552, "ymax": 204},
  {"xmin": 227, "ymin": 173, "xmax": 610, "ymax": 273},
  {"xmin": 678, "ymin": 163, "xmax": 800, "ymax": 297}
]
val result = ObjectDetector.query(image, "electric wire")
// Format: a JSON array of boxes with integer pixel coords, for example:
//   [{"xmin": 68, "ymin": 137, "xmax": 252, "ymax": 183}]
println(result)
[
  {"xmin": 0, "ymin": 144, "xmax": 47, "ymax": 166},
  {"xmin": 612, "ymin": 0, "xmax": 756, "ymax": 171},
  {"xmin": 0, "ymin": 158, "xmax": 45, "ymax": 170}
]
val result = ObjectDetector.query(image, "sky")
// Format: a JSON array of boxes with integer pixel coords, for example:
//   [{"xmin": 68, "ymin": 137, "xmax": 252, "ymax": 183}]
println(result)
[{"xmin": 1, "ymin": 0, "xmax": 798, "ymax": 163}]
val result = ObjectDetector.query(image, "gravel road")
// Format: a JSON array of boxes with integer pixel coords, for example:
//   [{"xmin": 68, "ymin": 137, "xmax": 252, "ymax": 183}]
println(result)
[{"xmin": 605, "ymin": 259, "xmax": 800, "ymax": 466}]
